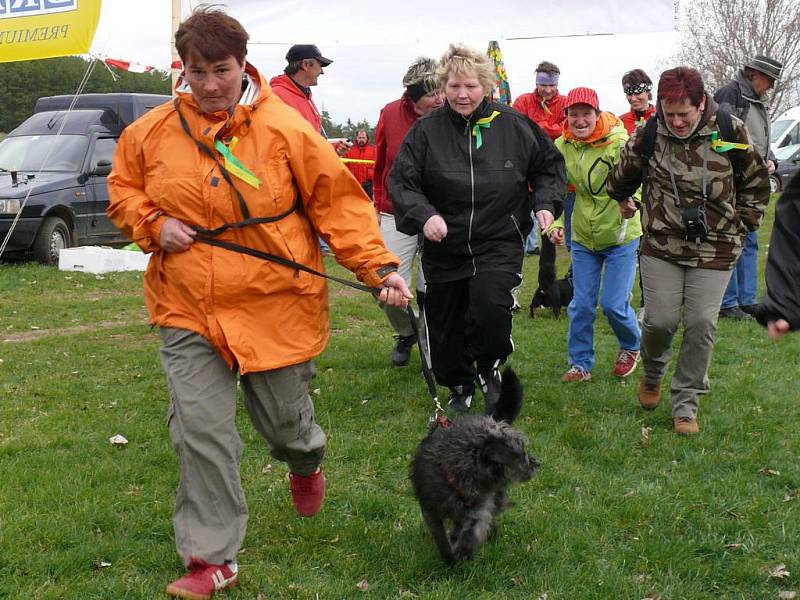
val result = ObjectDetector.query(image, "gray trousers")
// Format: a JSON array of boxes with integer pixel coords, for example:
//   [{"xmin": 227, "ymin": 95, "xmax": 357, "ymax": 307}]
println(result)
[
  {"xmin": 379, "ymin": 212, "xmax": 426, "ymax": 337},
  {"xmin": 160, "ymin": 328, "xmax": 326, "ymax": 565},
  {"xmin": 639, "ymin": 255, "xmax": 731, "ymax": 418}
]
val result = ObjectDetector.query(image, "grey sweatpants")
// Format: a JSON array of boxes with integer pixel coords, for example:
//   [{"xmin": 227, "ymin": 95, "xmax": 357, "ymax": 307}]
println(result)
[
  {"xmin": 639, "ymin": 255, "xmax": 731, "ymax": 419},
  {"xmin": 160, "ymin": 328, "xmax": 326, "ymax": 565}
]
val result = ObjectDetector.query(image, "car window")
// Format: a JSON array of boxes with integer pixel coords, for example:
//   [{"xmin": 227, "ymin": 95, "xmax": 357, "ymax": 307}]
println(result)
[
  {"xmin": 771, "ymin": 119, "xmax": 794, "ymax": 143},
  {"xmin": 0, "ymin": 134, "xmax": 89, "ymax": 172},
  {"xmin": 90, "ymin": 138, "xmax": 117, "ymax": 170},
  {"xmin": 774, "ymin": 143, "xmax": 800, "ymax": 161}
]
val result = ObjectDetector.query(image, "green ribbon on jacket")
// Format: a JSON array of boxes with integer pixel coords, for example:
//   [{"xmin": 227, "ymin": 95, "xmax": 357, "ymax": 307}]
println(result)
[
  {"xmin": 472, "ymin": 111, "xmax": 501, "ymax": 149},
  {"xmin": 214, "ymin": 137, "xmax": 262, "ymax": 189},
  {"xmin": 711, "ymin": 130, "xmax": 750, "ymax": 154}
]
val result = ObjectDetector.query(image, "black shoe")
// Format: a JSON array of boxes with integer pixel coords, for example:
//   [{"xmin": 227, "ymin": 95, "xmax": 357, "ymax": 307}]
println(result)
[
  {"xmin": 719, "ymin": 306, "xmax": 752, "ymax": 320},
  {"xmin": 740, "ymin": 304, "xmax": 758, "ymax": 315},
  {"xmin": 391, "ymin": 334, "xmax": 417, "ymax": 367},
  {"xmin": 447, "ymin": 385, "xmax": 474, "ymax": 413},
  {"xmin": 477, "ymin": 368, "xmax": 502, "ymax": 415}
]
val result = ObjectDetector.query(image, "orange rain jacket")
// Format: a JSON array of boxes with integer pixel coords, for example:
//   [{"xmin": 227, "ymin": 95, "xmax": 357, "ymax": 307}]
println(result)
[{"xmin": 108, "ymin": 64, "xmax": 399, "ymax": 374}]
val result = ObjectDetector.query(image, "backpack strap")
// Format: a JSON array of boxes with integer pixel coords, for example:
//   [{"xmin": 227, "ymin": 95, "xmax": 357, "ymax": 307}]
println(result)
[{"xmin": 638, "ymin": 117, "xmax": 659, "ymax": 187}]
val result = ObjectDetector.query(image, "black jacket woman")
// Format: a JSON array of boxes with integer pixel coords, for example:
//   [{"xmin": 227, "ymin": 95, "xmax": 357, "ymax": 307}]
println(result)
[{"xmin": 390, "ymin": 43, "xmax": 566, "ymax": 412}]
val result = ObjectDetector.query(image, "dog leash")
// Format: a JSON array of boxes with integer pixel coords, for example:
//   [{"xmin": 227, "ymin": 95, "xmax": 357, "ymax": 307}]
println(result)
[
  {"xmin": 192, "ymin": 234, "xmax": 447, "ymax": 427},
  {"xmin": 404, "ymin": 305, "xmax": 448, "ymax": 429}
]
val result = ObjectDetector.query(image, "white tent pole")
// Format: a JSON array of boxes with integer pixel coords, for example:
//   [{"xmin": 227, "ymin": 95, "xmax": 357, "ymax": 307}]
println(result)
[{"xmin": 171, "ymin": 0, "xmax": 181, "ymax": 92}]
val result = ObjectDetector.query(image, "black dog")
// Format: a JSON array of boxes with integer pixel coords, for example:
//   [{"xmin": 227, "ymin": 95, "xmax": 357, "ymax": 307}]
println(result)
[
  {"xmin": 529, "ymin": 264, "xmax": 573, "ymax": 318},
  {"xmin": 410, "ymin": 367, "xmax": 540, "ymax": 563}
]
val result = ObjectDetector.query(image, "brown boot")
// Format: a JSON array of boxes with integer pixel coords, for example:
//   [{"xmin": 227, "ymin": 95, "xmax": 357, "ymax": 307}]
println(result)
[
  {"xmin": 638, "ymin": 378, "xmax": 661, "ymax": 410},
  {"xmin": 674, "ymin": 416, "xmax": 700, "ymax": 435}
]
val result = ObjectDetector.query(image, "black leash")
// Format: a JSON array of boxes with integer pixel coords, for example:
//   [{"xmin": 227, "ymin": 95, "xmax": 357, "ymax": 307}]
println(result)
[{"xmin": 193, "ymin": 233, "xmax": 378, "ymax": 295}]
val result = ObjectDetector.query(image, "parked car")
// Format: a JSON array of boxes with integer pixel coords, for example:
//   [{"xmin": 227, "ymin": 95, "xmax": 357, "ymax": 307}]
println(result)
[
  {"xmin": 774, "ymin": 143, "xmax": 800, "ymax": 193},
  {"xmin": 0, "ymin": 93, "xmax": 169, "ymax": 265},
  {"xmin": 771, "ymin": 106, "xmax": 800, "ymax": 155}
]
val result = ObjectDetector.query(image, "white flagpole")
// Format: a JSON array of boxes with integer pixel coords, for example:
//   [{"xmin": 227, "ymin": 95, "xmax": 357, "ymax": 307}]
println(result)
[{"xmin": 171, "ymin": 0, "xmax": 181, "ymax": 92}]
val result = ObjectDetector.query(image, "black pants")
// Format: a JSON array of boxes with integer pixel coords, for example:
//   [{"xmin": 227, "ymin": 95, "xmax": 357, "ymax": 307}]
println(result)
[{"xmin": 424, "ymin": 271, "xmax": 521, "ymax": 390}]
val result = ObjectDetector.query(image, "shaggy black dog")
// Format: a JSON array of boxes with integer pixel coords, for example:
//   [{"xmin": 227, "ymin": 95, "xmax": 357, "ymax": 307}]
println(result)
[
  {"xmin": 529, "ymin": 264, "xmax": 573, "ymax": 318},
  {"xmin": 410, "ymin": 367, "xmax": 540, "ymax": 563}
]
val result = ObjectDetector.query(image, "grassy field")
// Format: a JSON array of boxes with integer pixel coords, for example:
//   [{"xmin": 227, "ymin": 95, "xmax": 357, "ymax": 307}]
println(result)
[{"xmin": 1, "ymin": 203, "xmax": 799, "ymax": 599}]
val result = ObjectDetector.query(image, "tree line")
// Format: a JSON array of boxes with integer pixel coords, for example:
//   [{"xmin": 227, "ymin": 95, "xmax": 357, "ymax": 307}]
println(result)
[{"xmin": 0, "ymin": 56, "xmax": 171, "ymax": 133}]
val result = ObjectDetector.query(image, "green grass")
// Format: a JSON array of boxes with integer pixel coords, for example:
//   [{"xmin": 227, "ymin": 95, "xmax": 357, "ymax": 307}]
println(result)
[{"xmin": 1, "ymin": 201, "xmax": 799, "ymax": 599}]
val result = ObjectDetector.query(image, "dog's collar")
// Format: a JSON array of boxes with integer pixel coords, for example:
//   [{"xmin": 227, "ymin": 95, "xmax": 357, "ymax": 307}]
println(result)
[{"xmin": 445, "ymin": 472, "xmax": 479, "ymax": 506}]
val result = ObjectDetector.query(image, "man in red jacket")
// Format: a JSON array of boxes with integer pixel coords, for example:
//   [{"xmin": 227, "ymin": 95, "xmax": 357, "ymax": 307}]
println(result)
[
  {"xmin": 374, "ymin": 56, "xmax": 443, "ymax": 367},
  {"xmin": 269, "ymin": 44, "xmax": 332, "ymax": 136},
  {"xmin": 512, "ymin": 61, "xmax": 567, "ymax": 140},
  {"xmin": 345, "ymin": 129, "xmax": 376, "ymax": 197}
]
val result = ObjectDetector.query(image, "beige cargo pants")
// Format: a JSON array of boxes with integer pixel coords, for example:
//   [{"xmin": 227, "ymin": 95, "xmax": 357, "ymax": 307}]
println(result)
[{"xmin": 160, "ymin": 327, "xmax": 326, "ymax": 565}]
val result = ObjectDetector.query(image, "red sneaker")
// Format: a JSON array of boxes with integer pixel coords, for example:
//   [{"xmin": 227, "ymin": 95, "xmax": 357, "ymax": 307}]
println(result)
[
  {"xmin": 613, "ymin": 349, "xmax": 640, "ymax": 378},
  {"xmin": 289, "ymin": 467, "xmax": 326, "ymax": 517},
  {"xmin": 561, "ymin": 366, "xmax": 591, "ymax": 382},
  {"xmin": 166, "ymin": 558, "xmax": 238, "ymax": 600}
]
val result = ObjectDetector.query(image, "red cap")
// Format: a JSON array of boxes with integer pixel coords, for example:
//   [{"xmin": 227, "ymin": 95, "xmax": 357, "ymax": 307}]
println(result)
[{"xmin": 564, "ymin": 87, "xmax": 599, "ymax": 111}]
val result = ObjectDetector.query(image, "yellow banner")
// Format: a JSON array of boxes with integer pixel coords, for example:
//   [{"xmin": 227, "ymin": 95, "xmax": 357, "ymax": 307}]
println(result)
[{"xmin": 0, "ymin": 0, "xmax": 102, "ymax": 63}]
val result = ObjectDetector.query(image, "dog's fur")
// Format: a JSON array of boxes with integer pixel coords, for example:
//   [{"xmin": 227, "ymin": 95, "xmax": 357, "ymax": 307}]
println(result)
[
  {"xmin": 410, "ymin": 368, "xmax": 539, "ymax": 563},
  {"xmin": 529, "ymin": 263, "xmax": 573, "ymax": 318}
]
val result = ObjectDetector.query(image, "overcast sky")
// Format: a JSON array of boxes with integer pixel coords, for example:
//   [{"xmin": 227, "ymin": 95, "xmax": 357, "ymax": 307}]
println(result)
[{"xmin": 90, "ymin": 0, "xmax": 681, "ymax": 125}]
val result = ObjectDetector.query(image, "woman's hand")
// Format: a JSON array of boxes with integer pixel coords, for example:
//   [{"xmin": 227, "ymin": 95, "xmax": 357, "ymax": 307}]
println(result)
[
  {"xmin": 377, "ymin": 273, "xmax": 413, "ymax": 308},
  {"xmin": 768, "ymin": 319, "xmax": 790, "ymax": 340},
  {"xmin": 423, "ymin": 215, "xmax": 448, "ymax": 242},
  {"xmin": 159, "ymin": 217, "xmax": 196, "ymax": 252},
  {"xmin": 619, "ymin": 198, "xmax": 638, "ymax": 219},
  {"xmin": 548, "ymin": 227, "xmax": 565, "ymax": 246},
  {"xmin": 535, "ymin": 209, "xmax": 554, "ymax": 232}
]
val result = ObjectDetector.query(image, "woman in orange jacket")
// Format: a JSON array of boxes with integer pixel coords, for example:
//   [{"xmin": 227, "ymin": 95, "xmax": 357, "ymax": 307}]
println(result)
[{"xmin": 107, "ymin": 8, "xmax": 410, "ymax": 600}]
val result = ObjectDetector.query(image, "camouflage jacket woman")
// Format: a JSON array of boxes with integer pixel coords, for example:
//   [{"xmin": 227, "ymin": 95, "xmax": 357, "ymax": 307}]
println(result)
[{"xmin": 607, "ymin": 95, "xmax": 770, "ymax": 270}]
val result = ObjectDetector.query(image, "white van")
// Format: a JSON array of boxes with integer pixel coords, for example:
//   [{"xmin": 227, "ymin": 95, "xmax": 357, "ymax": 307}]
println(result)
[{"xmin": 771, "ymin": 106, "xmax": 800, "ymax": 153}]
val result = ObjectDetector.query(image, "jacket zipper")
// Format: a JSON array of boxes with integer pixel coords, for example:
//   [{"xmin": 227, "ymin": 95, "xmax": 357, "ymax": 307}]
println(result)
[
  {"xmin": 510, "ymin": 215, "xmax": 525, "ymax": 244},
  {"xmin": 465, "ymin": 120, "xmax": 477, "ymax": 275}
]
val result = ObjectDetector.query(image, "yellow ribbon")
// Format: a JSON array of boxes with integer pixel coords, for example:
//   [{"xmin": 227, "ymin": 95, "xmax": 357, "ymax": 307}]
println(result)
[
  {"xmin": 472, "ymin": 111, "xmax": 501, "ymax": 149},
  {"xmin": 710, "ymin": 131, "xmax": 750, "ymax": 154},
  {"xmin": 215, "ymin": 137, "xmax": 261, "ymax": 189},
  {"xmin": 341, "ymin": 158, "xmax": 376, "ymax": 164}
]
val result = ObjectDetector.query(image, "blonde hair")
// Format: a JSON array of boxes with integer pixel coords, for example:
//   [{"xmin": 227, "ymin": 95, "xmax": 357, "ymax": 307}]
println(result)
[{"xmin": 437, "ymin": 43, "xmax": 494, "ymax": 94}]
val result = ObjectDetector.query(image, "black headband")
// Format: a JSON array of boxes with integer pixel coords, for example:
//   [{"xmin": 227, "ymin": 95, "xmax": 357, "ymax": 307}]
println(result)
[
  {"xmin": 406, "ymin": 83, "xmax": 428, "ymax": 103},
  {"xmin": 624, "ymin": 82, "xmax": 652, "ymax": 96}
]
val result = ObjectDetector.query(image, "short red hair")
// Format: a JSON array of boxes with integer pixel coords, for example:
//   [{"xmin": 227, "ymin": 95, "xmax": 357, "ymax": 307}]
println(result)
[
  {"xmin": 175, "ymin": 7, "xmax": 249, "ymax": 66},
  {"xmin": 657, "ymin": 67, "xmax": 705, "ymax": 108}
]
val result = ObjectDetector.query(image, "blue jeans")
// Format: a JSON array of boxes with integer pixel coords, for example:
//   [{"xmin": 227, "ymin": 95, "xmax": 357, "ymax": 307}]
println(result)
[
  {"xmin": 567, "ymin": 239, "xmax": 640, "ymax": 372},
  {"xmin": 721, "ymin": 230, "xmax": 758, "ymax": 308},
  {"xmin": 525, "ymin": 220, "xmax": 539, "ymax": 254}
]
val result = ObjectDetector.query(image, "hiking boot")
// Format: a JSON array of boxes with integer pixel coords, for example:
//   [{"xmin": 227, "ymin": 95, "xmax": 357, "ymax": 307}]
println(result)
[
  {"xmin": 613, "ymin": 349, "xmax": 641, "ymax": 378},
  {"xmin": 561, "ymin": 366, "xmax": 591, "ymax": 382},
  {"xmin": 166, "ymin": 558, "xmax": 238, "ymax": 600},
  {"xmin": 719, "ymin": 306, "xmax": 752, "ymax": 320},
  {"xmin": 447, "ymin": 385, "xmax": 474, "ymax": 413},
  {"xmin": 638, "ymin": 378, "xmax": 661, "ymax": 410},
  {"xmin": 391, "ymin": 334, "xmax": 417, "ymax": 367},
  {"xmin": 674, "ymin": 416, "xmax": 700, "ymax": 435},
  {"xmin": 289, "ymin": 468, "xmax": 326, "ymax": 517},
  {"xmin": 478, "ymin": 368, "xmax": 502, "ymax": 415},
  {"xmin": 740, "ymin": 304, "xmax": 758, "ymax": 315}
]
